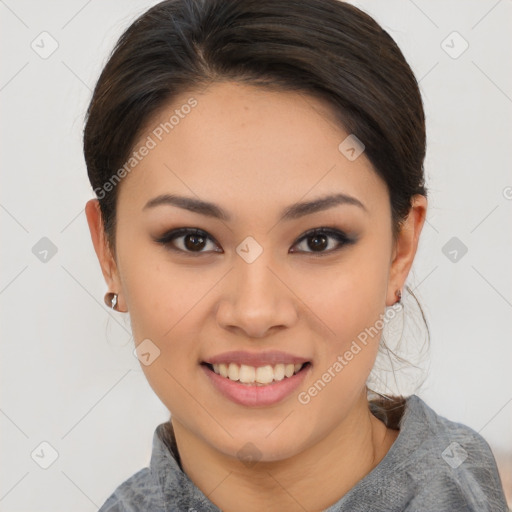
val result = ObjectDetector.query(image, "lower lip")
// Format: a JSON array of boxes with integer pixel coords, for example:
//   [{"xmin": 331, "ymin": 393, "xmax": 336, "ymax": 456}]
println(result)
[{"xmin": 201, "ymin": 364, "xmax": 311, "ymax": 407}]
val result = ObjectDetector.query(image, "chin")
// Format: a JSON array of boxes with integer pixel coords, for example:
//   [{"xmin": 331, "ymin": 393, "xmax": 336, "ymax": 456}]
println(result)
[{"xmin": 204, "ymin": 419, "xmax": 316, "ymax": 465}]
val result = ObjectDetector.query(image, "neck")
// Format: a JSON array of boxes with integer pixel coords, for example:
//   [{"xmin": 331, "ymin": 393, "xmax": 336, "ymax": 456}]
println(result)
[{"xmin": 171, "ymin": 393, "xmax": 399, "ymax": 512}]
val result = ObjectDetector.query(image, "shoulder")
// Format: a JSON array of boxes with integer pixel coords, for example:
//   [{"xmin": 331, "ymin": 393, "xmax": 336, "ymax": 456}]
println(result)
[
  {"xmin": 96, "ymin": 421, "xmax": 222, "ymax": 512},
  {"xmin": 97, "ymin": 467, "xmax": 165, "ymax": 512},
  {"xmin": 398, "ymin": 395, "xmax": 509, "ymax": 511},
  {"xmin": 406, "ymin": 395, "xmax": 499, "ymax": 471},
  {"xmin": 333, "ymin": 395, "xmax": 509, "ymax": 511}
]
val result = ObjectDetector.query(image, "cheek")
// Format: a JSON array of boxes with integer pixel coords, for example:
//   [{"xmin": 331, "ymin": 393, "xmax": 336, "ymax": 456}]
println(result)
[
  {"xmin": 117, "ymin": 245, "xmax": 215, "ymax": 410},
  {"xmin": 294, "ymin": 241, "xmax": 392, "ymax": 397},
  {"xmin": 119, "ymin": 239, "xmax": 196, "ymax": 339},
  {"xmin": 301, "ymin": 247, "xmax": 390, "ymax": 347}
]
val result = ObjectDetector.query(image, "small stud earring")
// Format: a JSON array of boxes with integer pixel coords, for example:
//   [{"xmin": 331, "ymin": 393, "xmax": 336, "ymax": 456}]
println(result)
[
  {"xmin": 104, "ymin": 292, "xmax": 119, "ymax": 311},
  {"xmin": 395, "ymin": 289, "xmax": 402, "ymax": 304}
]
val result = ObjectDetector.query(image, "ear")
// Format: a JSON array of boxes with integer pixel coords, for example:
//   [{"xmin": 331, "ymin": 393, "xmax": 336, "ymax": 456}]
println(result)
[
  {"xmin": 85, "ymin": 199, "xmax": 127, "ymax": 312},
  {"xmin": 386, "ymin": 194, "xmax": 427, "ymax": 306}
]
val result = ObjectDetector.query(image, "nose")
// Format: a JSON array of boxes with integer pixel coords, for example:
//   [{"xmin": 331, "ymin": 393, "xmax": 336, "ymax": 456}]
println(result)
[{"xmin": 215, "ymin": 246, "xmax": 298, "ymax": 339}]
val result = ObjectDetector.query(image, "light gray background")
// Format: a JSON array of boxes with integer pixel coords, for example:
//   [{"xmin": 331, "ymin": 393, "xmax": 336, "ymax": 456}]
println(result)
[{"xmin": 1, "ymin": 0, "xmax": 511, "ymax": 510}]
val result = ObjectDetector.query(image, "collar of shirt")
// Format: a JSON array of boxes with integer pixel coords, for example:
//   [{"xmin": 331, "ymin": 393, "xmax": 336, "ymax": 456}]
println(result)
[{"xmin": 133, "ymin": 394, "xmax": 509, "ymax": 512}]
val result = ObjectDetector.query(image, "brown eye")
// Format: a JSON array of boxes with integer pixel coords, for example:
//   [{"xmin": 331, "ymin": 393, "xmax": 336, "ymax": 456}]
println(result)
[
  {"xmin": 183, "ymin": 232, "xmax": 206, "ymax": 251},
  {"xmin": 290, "ymin": 228, "xmax": 355, "ymax": 255},
  {"xmin": 307, "ymin": 233, "xmax": 329, "ymax": 251},
  {"xmin": 154, "ymin": 228, "xmax": 222, "ymax": 255}
]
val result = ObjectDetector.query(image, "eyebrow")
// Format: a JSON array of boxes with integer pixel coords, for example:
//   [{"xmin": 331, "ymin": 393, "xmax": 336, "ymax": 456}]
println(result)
[{"xmin": 143, "ymin": 192, "xmax": 367, "ymax": 221}]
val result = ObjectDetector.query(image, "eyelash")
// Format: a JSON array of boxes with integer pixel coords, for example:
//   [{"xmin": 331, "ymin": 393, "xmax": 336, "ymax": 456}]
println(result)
[{"xmin": 154, "ymin": 227, "xmax": 355, "ymax": 257}]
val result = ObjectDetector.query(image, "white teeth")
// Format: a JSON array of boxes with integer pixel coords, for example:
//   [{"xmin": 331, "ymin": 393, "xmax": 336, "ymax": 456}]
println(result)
[
  {"xmin": 209, "ymin": 361, "xmax": 306, "ymax": 385},
  {"xmin": 228, "ymin": 363, "xmax": 239, "ymax": 381},
  {"xmin": 274, "ymin": 363, "xmax": 285, "ymax": 381},
  {"xmin": 255, "ymin": 365, "xmax": 274, "ymax": 384},
  {"xmin": 284, "ymin": 363, "xmax": 295, "ymax": 378},
  {"xmin": 218, "ymin": 363, "xmax": 228, "ymax": 378},
  {"xmin": 239, "ymin": 364, "xmax": 256, "ymax": 383}
]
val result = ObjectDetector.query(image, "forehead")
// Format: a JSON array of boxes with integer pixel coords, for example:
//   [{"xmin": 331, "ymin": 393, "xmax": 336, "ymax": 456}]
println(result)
[{"xmin": 117, "ymin": 81, "xmax": 387, "ymax": 218}]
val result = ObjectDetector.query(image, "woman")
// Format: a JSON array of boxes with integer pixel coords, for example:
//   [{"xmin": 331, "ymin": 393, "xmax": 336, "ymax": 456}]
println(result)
[{"xmin": 83, "ymin": 0, "xmax": 509, "ymax": 510}]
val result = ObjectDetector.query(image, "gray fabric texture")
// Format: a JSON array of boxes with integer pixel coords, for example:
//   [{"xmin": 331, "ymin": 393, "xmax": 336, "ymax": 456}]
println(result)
[{"xmin": 98, "ymin": 395, "xmax": 509, "ymax": 511}]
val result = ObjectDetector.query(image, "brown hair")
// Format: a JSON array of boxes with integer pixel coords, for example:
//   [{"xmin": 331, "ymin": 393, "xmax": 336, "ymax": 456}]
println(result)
[{"xmin": 83, "ymin": 0, "xmax": 428, "ymax": 424}]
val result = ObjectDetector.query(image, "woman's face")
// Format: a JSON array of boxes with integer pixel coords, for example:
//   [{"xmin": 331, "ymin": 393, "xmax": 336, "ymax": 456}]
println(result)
[{"xmin": 88, "ymin": 81, "xmax": 420, "ymax": 462}]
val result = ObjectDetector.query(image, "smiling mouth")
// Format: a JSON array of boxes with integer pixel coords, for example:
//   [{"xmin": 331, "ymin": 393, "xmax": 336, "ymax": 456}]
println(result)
[{"xmin": 201, "ymin": 362, "xmax": 311, "ymax": 386}]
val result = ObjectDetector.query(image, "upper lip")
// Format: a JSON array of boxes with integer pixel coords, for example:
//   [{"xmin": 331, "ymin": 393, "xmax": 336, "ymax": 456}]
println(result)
[{"xmin": 203, "ymin": 350, "xmax": 310, "ymax": 367}]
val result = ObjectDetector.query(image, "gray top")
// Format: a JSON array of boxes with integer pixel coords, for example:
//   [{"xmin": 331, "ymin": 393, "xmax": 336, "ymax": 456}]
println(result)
[{"xmin": 98, "ymin": 395, "xmax": 509, "ymax": 511}]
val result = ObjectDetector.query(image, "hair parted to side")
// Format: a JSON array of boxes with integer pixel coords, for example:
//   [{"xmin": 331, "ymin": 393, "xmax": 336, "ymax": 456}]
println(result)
[{"xmin": 83, "ymin": 0, "xmax": 429, "ymax": 426}]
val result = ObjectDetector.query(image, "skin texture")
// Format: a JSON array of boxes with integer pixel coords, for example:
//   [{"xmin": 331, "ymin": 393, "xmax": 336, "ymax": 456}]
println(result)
[{"xmin": 86, "ymin": 81, "xmax": 427, "ymax": 511}]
